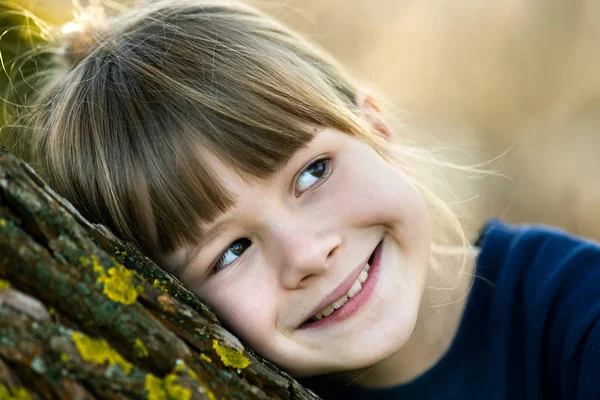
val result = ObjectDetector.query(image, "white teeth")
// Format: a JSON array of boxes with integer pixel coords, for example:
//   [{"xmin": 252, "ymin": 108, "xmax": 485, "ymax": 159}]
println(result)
[
  {"xmin": 312, "ymin": 263, "xmax": 371, "ymax": 321},
  {"xmin": 321, "ymin": 306, "xmax": 335, "ymax": 317},
  {"xmin": 358, "ymin": 269, "xmax": 368, "ymax": 283},
  {"xmin": 331, "ymin": 295, "xmax": 349, "ymax": 309},
  {"xmin": 347, "ymin": 280, "xmax": 362, "ymax": 298}
]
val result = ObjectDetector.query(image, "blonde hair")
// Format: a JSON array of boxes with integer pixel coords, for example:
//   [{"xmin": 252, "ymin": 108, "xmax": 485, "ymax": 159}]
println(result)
[{"xmin": 2, "ymin": 0, "xmax": 470, "ymax": 267}]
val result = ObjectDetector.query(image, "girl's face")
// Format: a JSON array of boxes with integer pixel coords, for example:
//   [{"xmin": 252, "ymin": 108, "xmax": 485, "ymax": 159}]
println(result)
[{"xmin": 164, "ymin": 127, "xmax": 431, "ymax": 378}]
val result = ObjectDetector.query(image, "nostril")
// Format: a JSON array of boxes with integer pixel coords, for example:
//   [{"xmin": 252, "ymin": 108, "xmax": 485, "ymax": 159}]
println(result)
[
  {"xmin": 327, "ymin": 249, "xmax": 335, "ymax": 260},
  {"xmin": 327, "ymin": 240, "xmax": 341, "ymax": 261},
  {"xmin": 297, "ymin": 273, "xmax": 318, "ymax": 289}
]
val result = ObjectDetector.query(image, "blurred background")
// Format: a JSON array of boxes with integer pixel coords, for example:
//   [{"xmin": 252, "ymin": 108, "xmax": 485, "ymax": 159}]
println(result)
[{"xmin": 3, "ymin": 0, "xmax": 600, "ymax": 241}]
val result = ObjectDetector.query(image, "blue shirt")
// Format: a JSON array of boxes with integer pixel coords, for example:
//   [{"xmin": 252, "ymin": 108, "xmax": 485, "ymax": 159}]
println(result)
[{"xmin": 300, "ymin": 220, "xmax": 600, "ymax": 399}]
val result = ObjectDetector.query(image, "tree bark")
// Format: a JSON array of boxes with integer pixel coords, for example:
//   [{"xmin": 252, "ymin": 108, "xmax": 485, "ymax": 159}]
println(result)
[{"xmin": 0, "ymin": 149, "xmax": 320, "ymax": 399}]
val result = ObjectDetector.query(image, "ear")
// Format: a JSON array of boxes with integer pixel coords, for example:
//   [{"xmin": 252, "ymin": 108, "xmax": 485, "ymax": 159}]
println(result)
[{"xmin": 355, "ymin": 90, "xmax": 393, "ymax": 140}]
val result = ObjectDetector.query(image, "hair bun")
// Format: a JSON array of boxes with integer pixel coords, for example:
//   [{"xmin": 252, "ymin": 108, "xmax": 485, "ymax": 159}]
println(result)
[{"xmin": 61, "ymin": 6, "xmax": 107, "ymax": 68}]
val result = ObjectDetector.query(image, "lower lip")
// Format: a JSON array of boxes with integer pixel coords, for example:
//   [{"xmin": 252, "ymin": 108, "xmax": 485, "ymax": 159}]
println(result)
[{"xmin": 300, "ymin": 240, "xmax": 383, "ymax": 330}]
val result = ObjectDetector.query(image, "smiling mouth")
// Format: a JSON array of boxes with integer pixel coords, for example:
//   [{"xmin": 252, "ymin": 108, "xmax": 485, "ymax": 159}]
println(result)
[{"xmin": 307, "ymin": 249, "xmax": 376, "ymax": 323}]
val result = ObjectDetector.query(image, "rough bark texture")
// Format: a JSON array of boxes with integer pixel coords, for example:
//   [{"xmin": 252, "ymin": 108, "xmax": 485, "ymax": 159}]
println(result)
[{"xmin": 0, "ymin": 150, "xmax": 320, "ymax": 399}]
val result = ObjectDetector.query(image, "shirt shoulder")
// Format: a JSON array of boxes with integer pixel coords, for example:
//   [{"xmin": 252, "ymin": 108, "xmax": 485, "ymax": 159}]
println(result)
[{"xmin": 477, "ymin": 219, "xmax": 600, "ymax": 399}]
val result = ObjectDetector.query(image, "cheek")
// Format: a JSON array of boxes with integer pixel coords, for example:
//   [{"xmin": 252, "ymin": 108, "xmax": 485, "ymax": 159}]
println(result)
[
  {"xmin": 333, "ymin": 154, "xmax": 431, "ymax": 268},
  {"xmin": 334, "ymin": 155, "xmax": 428, "ymax": 227},
  {"xmin": 198, "ymin": 270, "xmax": 280, "ymax": 354}
]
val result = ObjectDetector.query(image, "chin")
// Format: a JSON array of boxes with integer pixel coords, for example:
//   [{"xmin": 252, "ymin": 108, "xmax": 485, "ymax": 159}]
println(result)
[{"xmin": 318, "ymin": 319, "xmax": 420, "ymax": 379}]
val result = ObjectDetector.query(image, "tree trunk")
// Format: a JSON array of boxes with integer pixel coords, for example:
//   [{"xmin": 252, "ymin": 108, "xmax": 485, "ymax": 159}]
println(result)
[{"xmin": 0, "ymin": 149, "xmax": 320, "ymax": 399}]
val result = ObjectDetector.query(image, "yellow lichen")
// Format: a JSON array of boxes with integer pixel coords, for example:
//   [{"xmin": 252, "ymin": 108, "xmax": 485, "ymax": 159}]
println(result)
[
  {"xmin": 60, "ymin": 353, "xmax": 69, "ymax": 362},
  {"xmin": 145, "ymin": 375, "xmax": 164, "ymax": 400},
  {"xmin": 200, "ymin": 353, "xmax": 212, "ymax": 363},
  {"xmin": 48, "ymin": 306, "xmax": 56, "ymax": 315},
  {"xmin": 70, "ymin": 332, "xmax": 133, "ymax": 374},
  {"xmin": 0, "ymin": 384, "xmax": 33, "ymax": 400},
  {"xmin": 0, "ymin": 219, "xmax": 7, "ymax": 227},
  {"xmin": 153, "ymin": 279, "xmax": 169, "ymax": 293},
  {"xmin": 164, "ymin": 374, "xmax": 191, "ymax": 399},
  {"xmin": 144, "ymin": 372, "xmax": 191, "ymax": 400},
  {"xmin": 79, "ymin": 256, "xmax": 91, "ymax": 267},
  {"xmin": 154, "ymin": 362, "xmax": 213, "ymax": 400},
  {"xmin": 90, "ymin": 255, "xmax": 143, "ymax": 305},
  {"xmin": 0, "ymin": 279, "xmax": 11, "ymax": 290},
  {"xmin": 134, "ymin": 338, "xmax": 149, "ymax": 358},
  {"xmin": 174, "ymin": 361, "xmax": 200, "ymax": 382},
  {"xmin": 212, "ymin": 339, "xmax": 250, "ymax": 369},
  {"xmin": 173, "ymin": 360, "xmax": 185, "ymax": 373},
  {"xmin": 187, "ymin": 367, "xmax": 199, "ymax": 380},
  {"xmin": 201, "ymin": 385, "xmax": 217, "ymax": 400},
  {"xmin": 180, "ymin": 364, "xmax": 216, "ymax": 400}
]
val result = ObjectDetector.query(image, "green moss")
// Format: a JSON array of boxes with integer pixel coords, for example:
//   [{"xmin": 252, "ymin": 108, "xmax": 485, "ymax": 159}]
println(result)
[
  {"xmin": 87, "ymin": 298, "xmax": 122, "ymax": 324},
  {"xmin": 74, "ymin": 282, "xmax": 90, "ymax": 295},
  {"xmin": 0, "ymin": 336, "xmax": 13, "ymax": 346}
]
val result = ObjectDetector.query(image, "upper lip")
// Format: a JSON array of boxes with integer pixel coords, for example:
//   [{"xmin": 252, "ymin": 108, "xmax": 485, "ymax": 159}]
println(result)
[{"xmin": 303, "ymin": 249, "xmax": 373, "ymax": 323}]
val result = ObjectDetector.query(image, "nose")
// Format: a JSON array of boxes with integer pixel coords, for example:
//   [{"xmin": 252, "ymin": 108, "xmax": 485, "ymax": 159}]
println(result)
[{"xmin": 275, "ymin": 225, "xmax": 341, "ymax": 290}]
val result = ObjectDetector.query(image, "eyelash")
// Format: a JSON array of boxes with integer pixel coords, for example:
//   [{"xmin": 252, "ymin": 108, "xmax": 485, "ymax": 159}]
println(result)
[
  {"xmin": 212, "ymin": 238, "xmax": 251, "ymax": 273},
  {"xmin": 294, "ymin": 158, "xmax": 331, "ymax": 196},
  {"xmin": 210, "ymin": 157, "xmax": 332, "ymax": 273}
]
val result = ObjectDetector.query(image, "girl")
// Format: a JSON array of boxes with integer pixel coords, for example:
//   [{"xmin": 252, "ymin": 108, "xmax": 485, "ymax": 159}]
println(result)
[{"xmin": 3, "ymin": 1, "xmax": 599, "ymax": 398}]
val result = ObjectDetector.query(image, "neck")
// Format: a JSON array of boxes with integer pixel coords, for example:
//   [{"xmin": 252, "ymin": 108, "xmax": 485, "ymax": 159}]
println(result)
[{"xmin": 334, "ymin": 246, "xmax": 478, "ymax": 388}]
